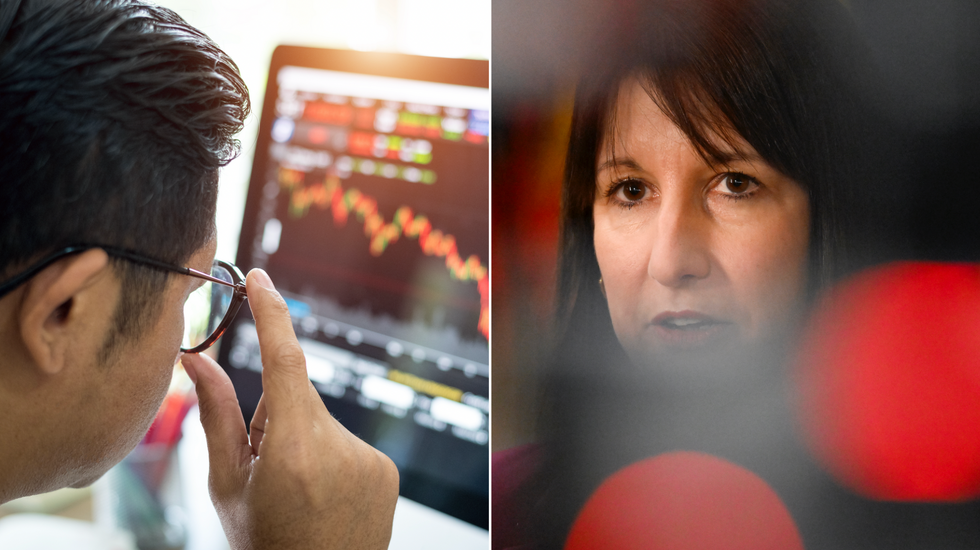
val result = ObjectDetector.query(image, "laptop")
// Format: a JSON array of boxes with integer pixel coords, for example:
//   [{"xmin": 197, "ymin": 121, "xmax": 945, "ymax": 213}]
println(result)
[{"xmin": 216, "ymin": 46, "xmax": 489, "ymax": 548}]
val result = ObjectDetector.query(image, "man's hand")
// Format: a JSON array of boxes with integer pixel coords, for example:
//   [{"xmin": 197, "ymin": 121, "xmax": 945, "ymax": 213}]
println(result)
[{"xmin": 182, "ymin": 269, "xmax": 399, "ymax": 550}]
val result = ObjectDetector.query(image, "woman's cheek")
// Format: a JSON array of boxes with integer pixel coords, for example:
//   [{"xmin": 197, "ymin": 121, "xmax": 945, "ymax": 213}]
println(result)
[
  {"xmin": 594, "ymin": 223, "xmax": 651, "ymax": 347},
  {"xmin": 723, "ymin": 215, "xmax": 809, "ymax": 338}
]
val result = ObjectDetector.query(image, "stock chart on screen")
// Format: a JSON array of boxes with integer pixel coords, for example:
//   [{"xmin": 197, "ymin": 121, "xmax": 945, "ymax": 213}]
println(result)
[{"xmin": 217, "ymin": 48, "xmax": 488, "ymax": 533}]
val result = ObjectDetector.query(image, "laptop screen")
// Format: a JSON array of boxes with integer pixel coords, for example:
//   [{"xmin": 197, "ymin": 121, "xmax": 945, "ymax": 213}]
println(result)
[{"xmin": 216, "ymin": 46, "xmax": 489, "ymax": 540}]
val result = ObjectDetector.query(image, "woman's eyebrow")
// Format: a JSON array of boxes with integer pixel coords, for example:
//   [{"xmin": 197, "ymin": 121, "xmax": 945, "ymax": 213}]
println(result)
[
  {"xmin": 712, "ymin": 149, "xmax": 763, "ymax": 165},
  {"xmin": 596, "ymin": 157, "xmax": 643, "ymax": 173},
  {"xmin": 597, "ymin": 151, "xmax": 764, "ymax": 174}
]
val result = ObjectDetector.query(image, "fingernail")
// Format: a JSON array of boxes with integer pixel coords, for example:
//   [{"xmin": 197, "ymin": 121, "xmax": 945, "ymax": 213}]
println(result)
[
  {"xmin": 253, "ymin": 269, "xmax": 275, "ymax": 290},
  {"xmin": 182, "ymin": 356, "xmax": 199, "ymax": 384}
]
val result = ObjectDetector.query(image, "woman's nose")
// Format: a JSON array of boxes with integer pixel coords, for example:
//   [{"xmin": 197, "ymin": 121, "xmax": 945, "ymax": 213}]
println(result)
[{"xmin": 647, "ymin": 195, "xmax": 711, "ymax": 287}]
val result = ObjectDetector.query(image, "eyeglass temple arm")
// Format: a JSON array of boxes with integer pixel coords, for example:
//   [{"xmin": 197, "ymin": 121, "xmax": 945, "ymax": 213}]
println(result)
[
  {"xmin": 0, "ymin": 245, "xmax": 244, "ymax": 299},
  {"xmin": 0, "ymin": 246, "xmax": 93, "ymax": 298},
  {"xmin": 185, "ymin": 266, "xmax": 244, "ymax": 290},
  {"xmin": 103, "ymin": 248, "xmax": 242, "ymax": 291}
]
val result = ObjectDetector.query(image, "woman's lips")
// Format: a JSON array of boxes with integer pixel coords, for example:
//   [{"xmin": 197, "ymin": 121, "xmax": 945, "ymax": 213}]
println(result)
[{"xmin": 649, "ymin": 310, "xmax": 732, "ymax": 348}]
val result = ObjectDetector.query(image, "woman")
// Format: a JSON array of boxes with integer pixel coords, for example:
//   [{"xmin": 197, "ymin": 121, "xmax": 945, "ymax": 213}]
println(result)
[{"xmin": 492, "ymin": 0, "xmax": 908, "ymax": 548}]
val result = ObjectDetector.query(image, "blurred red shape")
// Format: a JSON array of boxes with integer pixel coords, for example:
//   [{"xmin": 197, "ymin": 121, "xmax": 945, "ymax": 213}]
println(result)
[
  {"xmin": 795, "ymin": 262, "xmax": 980, "ymax": 501},
  {"xmin": 565, "ymin": 452, "xmax": 803, "ymax": 550}
]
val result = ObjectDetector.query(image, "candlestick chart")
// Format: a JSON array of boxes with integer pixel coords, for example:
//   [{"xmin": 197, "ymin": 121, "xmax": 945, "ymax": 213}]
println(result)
[
  {"xmin": 279, "ymin": 167, "xmax": 489, "ymax": 340},
  {"xmin": 218, "ymin": 53, "xmax": 490, "ymax": 533}
]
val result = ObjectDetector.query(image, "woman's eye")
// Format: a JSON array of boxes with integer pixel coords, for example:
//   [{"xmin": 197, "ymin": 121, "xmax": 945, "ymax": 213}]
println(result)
[
  {"xmin": 616, "ymin": 179, "xmax": 646, "ymax": 202},
  {"xmin": 717, "ymin": 172, "xmax": 760, "ymax": 196}
]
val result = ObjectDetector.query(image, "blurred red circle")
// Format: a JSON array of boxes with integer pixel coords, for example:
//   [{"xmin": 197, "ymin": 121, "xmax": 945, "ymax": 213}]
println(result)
[
  {"xmin": 794, "ymin": 262, "xmax": 980, "ymax": 501},
  {"xmin": 565, "ymin": 451, "xmax": 803, "ymax": 550}
]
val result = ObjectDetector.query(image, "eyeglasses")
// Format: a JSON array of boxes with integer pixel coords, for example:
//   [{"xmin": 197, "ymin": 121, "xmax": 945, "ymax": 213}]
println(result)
[{"xmin": 0, "ymin": 245, "xmax": 247, "ymax": 353}]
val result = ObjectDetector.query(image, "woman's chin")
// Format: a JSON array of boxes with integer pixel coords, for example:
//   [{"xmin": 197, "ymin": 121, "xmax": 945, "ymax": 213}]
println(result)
[
  {"xmin": 649, "ymin": 322, "xmax": 736, "ymax": 350},
  {"xmin": 625, "ymin": 331, "xmax": 787, "ymax": 392}
]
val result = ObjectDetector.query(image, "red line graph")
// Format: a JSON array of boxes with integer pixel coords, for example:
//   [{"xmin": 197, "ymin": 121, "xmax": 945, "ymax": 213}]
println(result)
[{"xmin": 279, "ymin": 168, "xmax": 489, "ymax": 340}]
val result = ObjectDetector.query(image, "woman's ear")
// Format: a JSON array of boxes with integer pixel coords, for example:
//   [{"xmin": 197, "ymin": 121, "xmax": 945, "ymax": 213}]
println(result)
[{"xmin": 17, "ymin": 249, "xmax": 112, "ymax": 374}]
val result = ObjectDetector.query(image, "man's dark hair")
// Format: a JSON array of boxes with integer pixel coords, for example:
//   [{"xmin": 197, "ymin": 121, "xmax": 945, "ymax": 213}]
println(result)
[{"xmin": 0, "ymin": 0, "xmax": 249, "ymax": 348}]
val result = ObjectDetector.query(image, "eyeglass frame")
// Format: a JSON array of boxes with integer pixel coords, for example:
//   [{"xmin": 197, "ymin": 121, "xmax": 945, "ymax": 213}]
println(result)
[{"xmin": 0, "ymin": 244, "xmax": 247, "ymax": 353}]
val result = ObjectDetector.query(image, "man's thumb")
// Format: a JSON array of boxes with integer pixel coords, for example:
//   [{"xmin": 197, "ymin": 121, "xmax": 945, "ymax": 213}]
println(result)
[{"xmin": 182, "ymin": 353, "xmax": 252, "ymax": 492}]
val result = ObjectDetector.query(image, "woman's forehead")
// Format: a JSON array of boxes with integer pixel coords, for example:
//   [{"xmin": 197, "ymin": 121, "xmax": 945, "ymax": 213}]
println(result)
[{"xmin": 597, "ymin": 78, "xmax": 760, "ymax": 170}]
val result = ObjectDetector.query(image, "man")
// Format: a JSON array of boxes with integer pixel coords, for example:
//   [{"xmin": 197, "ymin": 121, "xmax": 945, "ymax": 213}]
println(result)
[{"xmin": 0, "ymin": 0, "xmax": 399, "ymax": 548}]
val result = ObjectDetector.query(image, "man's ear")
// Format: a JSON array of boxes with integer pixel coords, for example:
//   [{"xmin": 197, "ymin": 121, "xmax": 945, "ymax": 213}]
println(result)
[{"xmin": 18, "ymin": 249, "xmax": 112, "ymax": 374}]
